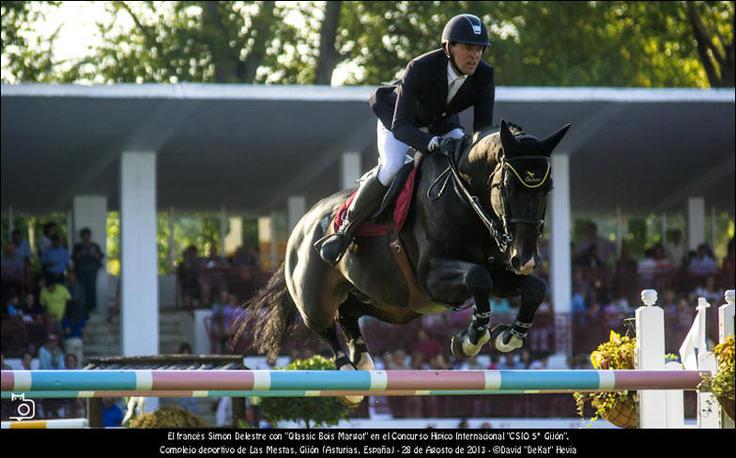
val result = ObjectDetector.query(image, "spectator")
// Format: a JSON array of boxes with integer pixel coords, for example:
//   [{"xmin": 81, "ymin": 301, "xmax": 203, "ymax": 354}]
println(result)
[
  {"xmin": 211, "ymin": 290, "xmax": 231, "ymax": 353},
  {"xmin": 688, "ymin": 243, "xmax": 718, "ymax": 276},
  {"xmin": 571, "ymin": 285, "xmax": 587, "ymax": 314},
  {"xmin": 653, "ymin": 243, "xmax": 674, "ymax": 273},
  {"xmin": 72, "ymin": 228, "xmax": 104, "ymax": 316},
  {"xmin": 722, "ymin": 237, "xmax": 735, "ymax": 288},
  {"xmin": 61, "ymin": 353, "xmax": 86, "ymax": 417},
  {"xmin": 529, "ymin": 356, "xmax": 547, "ymax": 370},
  {"xmin": 1, "ymin": 353, "xmax": 11, "ymax": 370},
  {"xmin": 40, "ymin": 275, "xmax": 71, "ymax": 323},
  {"xmin": 497, "ymin": 354, "xmax": 520, "ymax": 369},
  {"xmin": 65, "ymin": 271, "xmax": 87, "ymax": 317},
  {"xmin": 61, "ymin": 289, "xmax": 87, "ymax": 366},
  {"xmin": 574, "ymin": 244, "xmax": 603, "ymax": 269},
  {"xmin": 487, "ymin": 354, "xmax": 499, "ymax": 370},
  {"xmin": 458, "ymin": 354, "xmax": 484, "ymax": 370},
  {"xmin": 41, "ymin": 234, "xmax": 69, "ymax": 284},
  {"xmin": 637, "ymin": 248, "xmax": 658, "ymax": 284},
  {"xmin": 10, "ymin": 229, "xmax": 32, "ymax": 262},
  {"xmin": 664, "ymin": 229, "xmax": 687, "ymax": 269},
  {"xmin": 201, "ymin": 245, "xmax": 227, "ymax": 305},
  {"xmin": 21, "ymin": 352, "xmax": 33, "ymax": 370},
  {"xmin": 576, "ymin": 222, "xmax": 616, "ymax": 265},
  {"xmin": 38, "ymin": 334, "xmax": 65, "ymax": 369},
  {"xmin": 518, "ymin": 349, "xmax": 532, "ymax": 369},
  {"xmin": 177, "ymin": 245, "xmax": 201, "ymax": 309},
  {"xmin": 39, "ymin": 222, "xmax": 58, "ymax": 257},
  {"xmin": 101, "ymin": 398, "xmax": 124, "ymax": 427},
  {"xmin": 412, "ymin": 330, "xmax": 442, "ymax": 366},
  {"xmin": 2, "ymin": 242, "xmax": 25, "ymax": 304},
  {"xmin": 695, "ymin": 276, "xmax": 721, "ymax": 304},
  {"xmin": 176, "ymin": 343, "xmax": 200, "ymax": 414}
]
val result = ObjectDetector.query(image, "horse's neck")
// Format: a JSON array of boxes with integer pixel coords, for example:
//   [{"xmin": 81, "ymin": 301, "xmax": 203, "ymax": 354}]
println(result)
[{"xmin": 458, "ymin": 137, "xmax": 499, "ymax": 195}]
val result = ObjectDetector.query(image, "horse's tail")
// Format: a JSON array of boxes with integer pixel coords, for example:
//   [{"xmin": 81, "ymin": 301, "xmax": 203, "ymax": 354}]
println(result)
[{"xmin": 230, "ymin": 262, "xmax": 297, "ymax": 365}]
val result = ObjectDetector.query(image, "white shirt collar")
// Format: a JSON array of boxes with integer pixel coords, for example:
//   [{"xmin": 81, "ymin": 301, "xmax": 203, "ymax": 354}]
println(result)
[{"xmin": 447, "ymin": 62, "xmax": 467, "ymax": 85}]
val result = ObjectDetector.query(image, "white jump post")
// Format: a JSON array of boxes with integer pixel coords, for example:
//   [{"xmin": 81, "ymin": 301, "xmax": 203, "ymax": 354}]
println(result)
[{"xmin": 636, "ymin": 289, "xmax": 667, "ymax": 428}]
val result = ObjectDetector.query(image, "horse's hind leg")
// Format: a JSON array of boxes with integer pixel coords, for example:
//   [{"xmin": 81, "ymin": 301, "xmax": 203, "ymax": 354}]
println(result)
[
  {"xmin": 316, "ymin": 323, "xmax": 365, "ymax": 407},
  {"xmin": 338, "ymin": 296, "xmax": 375, "ymax": 370}
]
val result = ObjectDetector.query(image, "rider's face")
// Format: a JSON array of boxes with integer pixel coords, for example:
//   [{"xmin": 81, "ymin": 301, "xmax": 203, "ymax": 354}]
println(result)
[{"xmin": 450, "ymin": 43, "xmax": 483, "ymax": 75}]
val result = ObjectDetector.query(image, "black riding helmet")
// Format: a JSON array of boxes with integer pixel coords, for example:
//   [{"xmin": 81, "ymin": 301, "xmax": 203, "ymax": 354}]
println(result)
[
  {"xmin": 441, "ymin": 14, "xmax": 491, "ymax": 48},
  {"xmin": 441, "ymin": 14, "xmax": 490, "ymax": 75}
]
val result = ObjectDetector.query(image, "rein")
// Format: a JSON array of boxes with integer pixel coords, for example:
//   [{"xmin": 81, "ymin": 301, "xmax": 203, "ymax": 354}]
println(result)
[{"xmin": 427, "ymin": 135, "xmax": 551, "ymax": 255}]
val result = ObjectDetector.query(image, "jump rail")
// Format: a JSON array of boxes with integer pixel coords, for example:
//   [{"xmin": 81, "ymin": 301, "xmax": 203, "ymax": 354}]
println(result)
[{"xmin": 1, "ymin": 369, "xmax": 706, "ymax": 398}]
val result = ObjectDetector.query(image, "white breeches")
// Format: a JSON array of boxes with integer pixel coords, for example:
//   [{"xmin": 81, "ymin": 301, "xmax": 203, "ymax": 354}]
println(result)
[{"xmin": 376, "ymin": 120, "xmax": 464, "ymax": 186}]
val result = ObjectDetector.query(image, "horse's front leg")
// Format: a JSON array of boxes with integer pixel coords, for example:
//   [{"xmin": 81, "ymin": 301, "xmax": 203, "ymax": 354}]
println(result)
[{"xmin": 424, "ymin": 256, "xmax": 493, "ymax": 359}]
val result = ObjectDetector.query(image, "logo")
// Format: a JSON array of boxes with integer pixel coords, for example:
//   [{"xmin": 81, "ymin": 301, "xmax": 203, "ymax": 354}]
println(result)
[
  {"xmin": 524, "ymin": 171, "xmax": 539, "ymax": 183},
  {"xmin": 10, "ymin": 393, "xmax": 36, "ymax": 421},
  {"xmin": 464, "ymin": 15, "xmax": 482, "ymax": 35}
]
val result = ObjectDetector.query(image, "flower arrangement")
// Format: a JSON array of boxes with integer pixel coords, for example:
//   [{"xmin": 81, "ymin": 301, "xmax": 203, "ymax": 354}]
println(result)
[
  {"xmin": 699, "ymin": 334, "xmax": 735, "ymax": 421},
  {"xmin": 573, "ymin": 330, "xmax": 638, "ymax": 428}
]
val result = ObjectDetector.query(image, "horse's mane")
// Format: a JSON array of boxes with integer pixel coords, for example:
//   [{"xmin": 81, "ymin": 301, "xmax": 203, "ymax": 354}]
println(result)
[{"xmin": 467, "ymin": 123, "xmax": 525, "ymax": 165}]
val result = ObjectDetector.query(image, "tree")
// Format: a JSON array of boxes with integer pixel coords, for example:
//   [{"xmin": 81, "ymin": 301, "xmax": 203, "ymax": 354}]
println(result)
[
  {"xmin": 1, "ymin": 1, "xmax": 61, "ymax": 83},
  {"xmin": 2, "ymin": 1, "xmax": 733, "ymax": 87},
  {"xmin": 314, "ymin": 1, "xmax": 342, "ymax": 84}
]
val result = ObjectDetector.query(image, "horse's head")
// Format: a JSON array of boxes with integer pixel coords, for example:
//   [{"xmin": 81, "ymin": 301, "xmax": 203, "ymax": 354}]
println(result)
[{"xmin": 486, "ymin": 120, "xmax": 570, "ymax": 275}]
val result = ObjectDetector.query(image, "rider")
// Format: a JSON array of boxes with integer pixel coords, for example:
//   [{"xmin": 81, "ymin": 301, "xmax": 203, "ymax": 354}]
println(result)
[{"xmin": 319, "ymin": 13, "xmax": 496, "ymax": 265}]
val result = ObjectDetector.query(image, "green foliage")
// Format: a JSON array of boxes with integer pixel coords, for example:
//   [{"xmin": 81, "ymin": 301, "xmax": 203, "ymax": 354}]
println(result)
[
  {"xmin": 2, "ymin": 1, "xmax": 732, "ymax": 87},
  {"xmin": 128, "ymin": 405, "xmax": 207, "ymax": 428},
  {"xmin": 573, "ymin": 331, "xmax": 638, "ymax": 426},
  {"xmin": 258, "ymin": 355, "xmax": 353, "ymax": 429},
  {"xmin": 1, "ymin": 1, "xmax": 61, "ymax": 83},
  {"xmin": 699, "ymin": 335, "xmax": 735, "ymax": 419}
]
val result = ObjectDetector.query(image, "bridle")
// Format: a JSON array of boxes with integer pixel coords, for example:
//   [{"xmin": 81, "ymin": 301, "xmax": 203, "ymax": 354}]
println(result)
[
  {"xmin": 427, "ymin": 136, "xmax": 551, "ymax": 255},
  {"xmin": 489, "ymin": 153, "xmax": 551, "ymax": 248}
]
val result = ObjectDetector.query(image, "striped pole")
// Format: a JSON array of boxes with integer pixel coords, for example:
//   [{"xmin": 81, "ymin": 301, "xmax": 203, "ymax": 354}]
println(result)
[
  {"xmin": 1, "ymin": 418, "xmax": 88, "ymax": 429},
  {"xmin": 1, "ymin": 370, "xmax": 707, "ymax": 398}
]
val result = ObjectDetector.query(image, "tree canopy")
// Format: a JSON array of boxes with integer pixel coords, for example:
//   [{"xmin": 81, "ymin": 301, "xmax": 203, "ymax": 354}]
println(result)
[{"xmin": 2, "ymin": 1, "xmax": 733, "ymax": 87}]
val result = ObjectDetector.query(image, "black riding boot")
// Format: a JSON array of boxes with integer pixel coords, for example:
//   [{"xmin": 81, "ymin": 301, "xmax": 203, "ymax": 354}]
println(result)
[{"xmin": 318, "ymin": 175, "xmax": 387, "ymax": 265}]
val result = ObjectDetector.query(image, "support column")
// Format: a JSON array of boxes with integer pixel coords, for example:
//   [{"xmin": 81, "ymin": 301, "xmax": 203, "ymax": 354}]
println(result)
[
  {"xmin": 287, "ymin": 196, "xmax": 306, "ymax": 234},
  {"xmin": 120, "ymin": 152, "xmax": 159, "ymax": 356},
  {"xmin": 687, "ymin": 197, "xmax": 705, "ymax": 250},
  {"xmin": 341, "ymin": 152, "xmax": 361, "ymax": 190},
  {"xmin": 550, "ymin": 153, "xmax": 572, "ymax": 358},
  {"xmin": 72, "ymin": 195, "xmax": 108, "ymax": 315}
]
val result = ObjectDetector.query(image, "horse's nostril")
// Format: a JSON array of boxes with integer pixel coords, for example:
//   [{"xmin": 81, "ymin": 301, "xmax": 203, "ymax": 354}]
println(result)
[{"xmin": 511, "ymin": 256, "xmax": 521, "ymax": 271}]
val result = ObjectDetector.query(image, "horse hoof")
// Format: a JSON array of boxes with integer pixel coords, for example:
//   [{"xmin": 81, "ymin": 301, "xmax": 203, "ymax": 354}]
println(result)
[
  {"xmin": 491, "ymin": 324, "xmax": 524, "ymax": 353},
  {"xmin": 451, "ymin": 329, "xmax": 489, "ymax": 359},
  {"xmin": 339, "ymin": 395, "xmax": 364, "ymax": 408},
  {"xmin": 451, "ymin": 331, "xmax": 467, "ymax": 359}
]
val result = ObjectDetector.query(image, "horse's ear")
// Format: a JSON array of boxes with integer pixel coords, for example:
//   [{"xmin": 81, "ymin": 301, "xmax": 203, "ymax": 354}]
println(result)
[
  {"xmin": 499, "ymin": 119, "xmax": 517, "ymax": 155},
  {"xmin": 538, "ymin": 123, "xmax": 571, "ymax": 155}
]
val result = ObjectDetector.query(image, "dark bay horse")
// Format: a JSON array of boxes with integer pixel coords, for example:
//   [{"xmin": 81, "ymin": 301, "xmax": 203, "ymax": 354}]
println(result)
[{"xmin": 233, "ymin": 120, "xmax": 570, "ymax": 403}]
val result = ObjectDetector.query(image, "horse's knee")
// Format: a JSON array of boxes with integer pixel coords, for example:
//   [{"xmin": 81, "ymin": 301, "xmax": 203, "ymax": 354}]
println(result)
[
  {"xmin": 463, "ymin": 265, "xmax": 492, "ymax": 293},
  {"xmin": 521, "ymin": 276, "xmax": 547, "ymax": 305}
]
